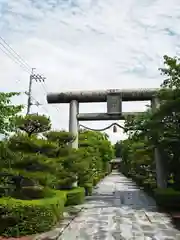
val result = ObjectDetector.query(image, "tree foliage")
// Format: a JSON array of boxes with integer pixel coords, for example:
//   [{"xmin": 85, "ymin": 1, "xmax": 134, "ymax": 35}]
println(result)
[
  {"xmin": 0, "ymin": 112, "xmax": 114, "ymax": 196},
  {"xmin": 77, "ymin": 130, "xmax": 114, "ymax": 185},
  {"xmin": 120, "ymin": 55, "xmax": 180, "ymax": 190},
  {"xmin": 0, "ymin": 92, "xmax": 23, "ymax": 135},
  {"xmin": 16, "ymin": 114, "xmax": 51, "ymax": 137},
  {"xmin": 114, "ymin": 141, "xmax": 122, "ymax": 158},
  {"xmin": 44, "ymin": 131, "xmax": 74, "ymax": 146}
]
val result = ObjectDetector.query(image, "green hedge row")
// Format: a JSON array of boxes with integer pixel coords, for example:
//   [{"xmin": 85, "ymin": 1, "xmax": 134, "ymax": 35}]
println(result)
[
  {"xmin": 65, "ymin": 187, "xmax": 85, "ymax": 206},
  {"xmin": 0, "ymin": 187, "xmax": 86, "ymax": 237},
  {"xmin": 79, "ymin": 172, "xmax": 106, "ymax": 197},
  {"xmin": 12, "ymin": 186, "xmax": 55, "ymax": 200},
  {"xmin": 154, "ymin": 188, "xmax": 180, "ymax": 210},
  {"xmin": 83, "ymin": 183, "xmax": 93, "ymax": 196},
  {"xmin": 0, "ymin": 180, "xmax": 101, "ymax": 237},
  {"xmin": 0, "ymin": 191, "xmax": 66, "ymax": 237},
  {"xmin": 121, "ymin": 171, "xmax": 180, "ymax": 210},
  {"xmin": 93, "ymin": 173, "xmax": 105, "ymax": 187},
  {"xmin": 125, "ymin": 173, "xmax": 156, "ymax": 195}
]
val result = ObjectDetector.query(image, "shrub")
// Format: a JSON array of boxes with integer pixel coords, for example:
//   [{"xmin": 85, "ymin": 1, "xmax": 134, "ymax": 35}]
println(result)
[
  {"xmin": 56, "ymin": 170, "xmax": 77, "ymax": 190},
  {"xmin": 81, "ymin": 183, "xmax": 93, "ymax": 196},
  {"xmin": 93, "ymin": 174, "xmax": 103, "ymax": 186},
  {"xmin": 121, "ymin": 171, "xmax": 157, "ymax": 196},
  {"xmin": 7, "ymin": 134, "xmax": 58, "ymax": 157},
  {"xmin": 154, "ymin": 188, "xmax": 180, "ymax": 210},
  {"xmin": 65, "ymin": 187, "xmax": 85, "ymax": 206},
  {"xmin": 143, "ymin": 179, "xmax": 156, "ymax": 193},
  {"xmin": 16, "ymin": 114, "xmax": 51, "ymax": 137},
  {"xmin": 12, "ymin": 154, "xmax": 56, "ymax": 173},
  {"xmin": 45, "ymin": 131, "xmax": 74, "ymax": 146},
  {"xmin": 12, "ymin": 186, "xmax": 55, "ymax": 200},
  {"xmin": 24, "ymin": 171, "xmax": 57, "ymax": 188},
  {"xmin": 132, "ymin": 174, "xmax": 145, "ymax": 185},
  {"xmin": 93, "ymin": 176, "xmax": 99, "ymax": 186},
  {"xmin": 0, "ymin": 191, "xmax": 66, "ymax": 237},
  {"xmin": 2, "ymin": 169, "xmax": 57, "ymax": 191},
  {"xmin": 6, "ymin": 169, "xmax": 57, "ymax": 189}
]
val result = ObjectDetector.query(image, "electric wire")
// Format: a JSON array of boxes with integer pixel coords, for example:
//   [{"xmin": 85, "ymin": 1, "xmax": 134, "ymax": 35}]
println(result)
[
  {"xmin": 0, "ymin": 36, "xmax": 32, "ymax": 71},
  {"xmin": 0, "ymin": 44, "xmax": 31, "ymax": 74},
  {"xmin": 0, "ymin": 37, "xmax": 51, "ymax": 115},
  {"xmin": 0, "ymin": 36, "xmax": 63, "ymax": 125}
]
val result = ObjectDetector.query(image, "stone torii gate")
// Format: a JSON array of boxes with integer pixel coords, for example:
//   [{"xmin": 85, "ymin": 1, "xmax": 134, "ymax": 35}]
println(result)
[{"xmin": 47, "ymin": 88, "xmax": 166, "ymax": 188}]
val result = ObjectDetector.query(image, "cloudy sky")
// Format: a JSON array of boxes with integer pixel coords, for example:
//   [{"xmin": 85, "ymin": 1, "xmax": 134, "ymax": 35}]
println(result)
[{"xmin": 0, "ymin": 0, "xmax": 180, "ymax": 142}]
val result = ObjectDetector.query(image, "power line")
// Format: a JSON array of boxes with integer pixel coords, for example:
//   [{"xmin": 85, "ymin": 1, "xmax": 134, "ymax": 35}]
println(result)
[
  {"xmin": 0, "ymin": 36, "xmax": 32, "ymax": 71},
  {"xmin": 0, "ymin": 37, "xmax": 48, "ymax": 114},
  {"xmin": 35, "ymin": 80, "xmax": 61, "ymax": 116},
  {"xmin": 24, "ymin": 92, "xmax": 49, "ymax": 112},
  {"xmin": 0, "ymin": 36, "xmax": 60, "ymax": 118},
  {"xmin": 0, "ymin": 44, "xmax": 31, "ymax": 73}
]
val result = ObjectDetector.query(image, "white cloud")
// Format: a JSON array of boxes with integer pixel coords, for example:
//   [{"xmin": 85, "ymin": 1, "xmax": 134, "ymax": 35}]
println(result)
[{"xmin": 0, "ymin": 0, "xmax": 180, "ymax": 142}]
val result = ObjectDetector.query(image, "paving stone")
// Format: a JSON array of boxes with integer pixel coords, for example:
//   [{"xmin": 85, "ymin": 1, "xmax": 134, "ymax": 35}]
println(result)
[
  {"xmin": 55, "ymin": 172, "xmax": 180, "ymax": 239},
  {"xmin": 35, "ymin": 229, "xmax": 61, "ymax": 240},
  {"xmin": 141, "ymin": 224, "xmax": 154, "ymax": 232}
]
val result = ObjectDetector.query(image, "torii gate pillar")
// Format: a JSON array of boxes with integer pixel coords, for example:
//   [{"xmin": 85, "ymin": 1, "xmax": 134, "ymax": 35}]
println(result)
[
  {"xmin": 151, "ymin": 97, "xmax": 167, "ymax": 188},
  {"xmin": 47, "ymin": 88, "xmax": 167, "ymax": 188},
  {"xmin": 69, "ymin": 100, "xmax": 79, "ymax": 149}
]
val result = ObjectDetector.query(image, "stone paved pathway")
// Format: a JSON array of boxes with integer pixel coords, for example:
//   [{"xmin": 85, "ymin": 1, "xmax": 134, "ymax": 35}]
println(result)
[{"xmin": 59, "ymin": 171, "xmax": 180, "ymax": 240}]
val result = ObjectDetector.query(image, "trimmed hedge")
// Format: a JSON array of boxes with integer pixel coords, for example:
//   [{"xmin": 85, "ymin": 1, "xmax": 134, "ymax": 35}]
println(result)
[
  {"xmin": 81, "ymin": 183, "xmax": 93, "ymax": 196},
  {"xmin": 121, "ymin": 171, "xmax": 156, "ymax": 195},
  {"xmin": 0, "ymin": 191, "xmax": 66, "ymax": 237},
  {"xmin": 0, "ymin": 187, "xmax": 86, "ymax": 237},
  {"xmin": 65, "ymin": 187, "xmax": 85, "ymax": 206},
  {"xmin": 1, "ymin": 168, "xmax": 57, "ymax": 189},
  {"xmin": 12, "ymin": 186, "xmax": 55, "ymax": 200},
  {"xmin": 121, "ymin": 170, "xmax": 180, "ymax": 210},
  {"xmin": 82, "ymin": 173, "xmax": 106, "ymax": 195},
  {"xmin": 154, "ymin": 188, "xmax": 180, "ymax": 210},
  {"xmin": 92, "ymin": 173, "xmax": 106, "ymax": 187},
  {"xmin": 143, "ymin": 179, "xmax": 157, "ymax": 194},
  {"xmin": 93, "ymin": 176, "xmax": 101, "ymax": 186}
]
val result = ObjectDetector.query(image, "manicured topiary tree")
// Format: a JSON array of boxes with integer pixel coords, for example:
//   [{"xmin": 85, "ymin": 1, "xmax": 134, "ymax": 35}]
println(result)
[
  {"xmin": 16, "ymin": 114, "xmax": 51, "ymax": 137},
  {"xmin": 44, "ymin": 130, "xmax": 75, "ymax": 146},
  {"xmin": 44, "ymin": 130, "xmax": 79, "ymax": 189},
  {"xmin": 1, "ymin": 114, "xmax": 54, "ymax": 198},
  {"xmin": 78, "ymin": 130, "xmax": 114, "ymax": 188}
]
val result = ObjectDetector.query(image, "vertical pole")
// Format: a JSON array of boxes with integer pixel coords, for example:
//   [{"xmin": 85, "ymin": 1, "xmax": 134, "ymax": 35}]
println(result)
[
  {"xmin": 27, "ymin": 74, "xmax": 33, "ymax": 115},
  {"xmin": 27, "ymin": 68, "xmax": 35, "ymax": 115},
  {"xmin": 151, "ymin": 97, "xmax": 167, "ymax": 188},
  {"xmin": 69, "ymin": 100, "xmax": 79, "ymax": 149}
]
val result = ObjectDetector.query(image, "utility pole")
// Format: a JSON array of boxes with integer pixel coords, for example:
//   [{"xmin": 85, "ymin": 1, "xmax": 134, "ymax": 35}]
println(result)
[{"xmin": 26, "ymin": 68, "xmax": 46, "ymax": 115}]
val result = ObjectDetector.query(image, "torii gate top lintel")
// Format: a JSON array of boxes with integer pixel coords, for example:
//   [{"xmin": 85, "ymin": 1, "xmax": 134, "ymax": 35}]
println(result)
[
  {"xmin": 46, "ymin": 88, "xmax": 167, "ymax": 189},
  {"xmin": 46, "ymin": 87, "xmax": 160, "ymax": 150},
  {"xmin": 47, "ymin": 88, "xmax": 159, "ymax": 104}
]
